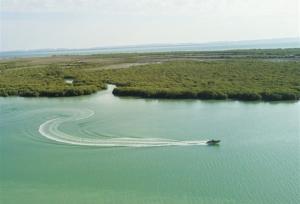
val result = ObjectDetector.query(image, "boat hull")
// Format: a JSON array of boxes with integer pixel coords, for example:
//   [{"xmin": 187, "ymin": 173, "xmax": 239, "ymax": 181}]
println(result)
[{"xmin": 206, "ymin": 140, "xmax": 221, "ymax": 145}]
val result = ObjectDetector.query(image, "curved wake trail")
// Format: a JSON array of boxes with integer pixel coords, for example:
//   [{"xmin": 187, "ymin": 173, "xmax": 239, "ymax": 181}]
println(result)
[{"xmin": 39, "ymin": 109, "xmax": 208, "ymax": 147}]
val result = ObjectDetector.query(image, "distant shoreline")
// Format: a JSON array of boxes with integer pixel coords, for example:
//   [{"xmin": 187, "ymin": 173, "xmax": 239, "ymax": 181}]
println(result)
[{"xmin": 1, "ymin": 38, "xmax": 299, "ymax": 59}]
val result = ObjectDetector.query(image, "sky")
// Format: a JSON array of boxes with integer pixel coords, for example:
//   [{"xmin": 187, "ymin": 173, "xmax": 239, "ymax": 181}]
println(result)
[{"xmin": 0, "ymin": 0, "xmax": 299, "ymax": 51}]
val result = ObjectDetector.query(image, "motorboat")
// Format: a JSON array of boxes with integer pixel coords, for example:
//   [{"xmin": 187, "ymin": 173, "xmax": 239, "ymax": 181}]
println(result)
[{"xmin": 206, "ymin": 139, "xmax": 221, "ymax": 145}]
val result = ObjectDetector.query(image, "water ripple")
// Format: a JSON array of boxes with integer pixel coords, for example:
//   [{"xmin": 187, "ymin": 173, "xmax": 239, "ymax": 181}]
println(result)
[{"xmin": 38, "ymin": 109, "xmax": 208, "ymax": 147}]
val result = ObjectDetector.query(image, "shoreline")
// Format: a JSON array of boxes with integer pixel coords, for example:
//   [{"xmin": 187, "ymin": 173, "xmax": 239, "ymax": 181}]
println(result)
[{"xmin": 1, "ymin": 83, "xmax": 299, "ymax": 102}]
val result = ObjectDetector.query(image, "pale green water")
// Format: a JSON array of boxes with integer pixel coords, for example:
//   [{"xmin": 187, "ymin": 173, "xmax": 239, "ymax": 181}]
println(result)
[{"xmin": 0, "ymin": 85, "xmax": 299, "ymax": 204}]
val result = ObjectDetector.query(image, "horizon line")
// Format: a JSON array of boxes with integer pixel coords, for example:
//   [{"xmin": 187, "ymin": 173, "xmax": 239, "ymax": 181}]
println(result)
[{"xmin": 1, "ymin": 37, "xmax": 299, "ymax": 53}]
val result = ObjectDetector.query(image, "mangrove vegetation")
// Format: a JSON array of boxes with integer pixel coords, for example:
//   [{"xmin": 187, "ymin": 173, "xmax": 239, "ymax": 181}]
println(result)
[{"xmin": 0, "ymin": 49, "xmax": 300, "ymax": 101}]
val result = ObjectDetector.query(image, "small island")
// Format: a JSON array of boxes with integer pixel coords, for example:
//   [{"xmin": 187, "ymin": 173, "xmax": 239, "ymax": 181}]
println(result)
[{"xmin": 0, "ymin": 48, "xmax": 300, "ymax": 101}]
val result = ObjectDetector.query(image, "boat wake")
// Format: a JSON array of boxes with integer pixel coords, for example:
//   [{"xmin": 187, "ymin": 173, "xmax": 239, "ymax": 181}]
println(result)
[{"xmin": 38, "ymin": 109, "xmax": 208, "ymax": 147}]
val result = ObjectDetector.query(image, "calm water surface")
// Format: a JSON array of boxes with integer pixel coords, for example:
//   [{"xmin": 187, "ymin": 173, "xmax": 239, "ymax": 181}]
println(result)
[{"xmin": 0, "ymin": 86, "xmax": 299, "ymax": 204}]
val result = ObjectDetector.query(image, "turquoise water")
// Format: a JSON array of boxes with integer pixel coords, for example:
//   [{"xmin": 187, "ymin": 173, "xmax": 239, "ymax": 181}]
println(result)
[{"xmin": 0, "ymin": 86, "xmax": 299, "ymax": 203}]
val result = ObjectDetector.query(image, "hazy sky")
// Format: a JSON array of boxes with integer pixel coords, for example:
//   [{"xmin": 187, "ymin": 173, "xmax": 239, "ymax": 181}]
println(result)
[{"xmin": 0, "ymin": 0, "xmax": 299, "ymax": 51}]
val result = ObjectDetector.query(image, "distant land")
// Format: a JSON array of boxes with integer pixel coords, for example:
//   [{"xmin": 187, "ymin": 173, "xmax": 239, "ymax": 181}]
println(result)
[{"xmin": 1, "ymin": 38, "xmax": 299, "ymax": 59}]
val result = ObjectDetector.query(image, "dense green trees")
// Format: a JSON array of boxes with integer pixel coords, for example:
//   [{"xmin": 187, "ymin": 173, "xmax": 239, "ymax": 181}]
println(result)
[
  {"xmin": 106, "ymin": 60, "xmax": 300, "ymax": 101},
  {"xmin": 0, "ymin": 64, "xmax": 105, "ymax": 97},
  {"xmin": 0, "ymin": 50, "xmax": 300, "ymax": 101}
]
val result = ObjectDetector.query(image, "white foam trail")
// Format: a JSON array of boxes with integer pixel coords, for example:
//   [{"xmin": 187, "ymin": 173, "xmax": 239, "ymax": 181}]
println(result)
[{"xmin": 39, "ymin": 109, "xmax": 208, "ymax": 147}]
